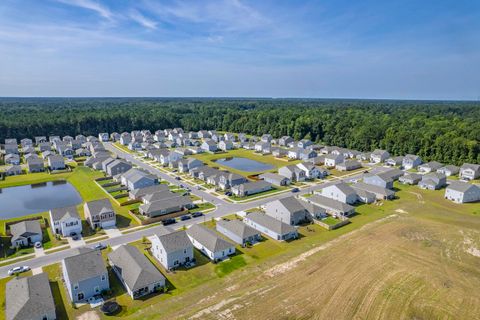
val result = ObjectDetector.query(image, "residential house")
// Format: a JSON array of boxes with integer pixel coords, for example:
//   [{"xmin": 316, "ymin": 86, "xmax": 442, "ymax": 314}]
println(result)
[
  {"xmin": 399, "ymin": 173, "xmax": 422, "ymax": 185},
  {"xmin": 418, "ymin": 161, "xmax": 443, "ymax": 173},
  {"xmin": 218, "ymin": 173, "xmax": 247, "ymax": 190},
  {"xmin": 261, "ymin": 134, "xmax": 273, "ymax": 143},
  {"xmin": 238, "ymin": 133, "xmax": 247, "ymax": 143},
  {"xmin": 299, "ymin": 149, "xmax": 317, "ymax": 160},
  {"xmin": 265, "ymin": 197, "xmax": 322, "ymax": 225},
  {"xmin": 105, "ymin": 159, "xmax": 132, "ymax": 176},
  {"xmin": 9, "ymin": 220, "xmax": 42, "ymax": 247},
  {"xmin": 352, "ymin": 182, "xmax": 395, "ymax": 200},
  {"xmin": 259, "ymin": 172, "xmax": 291, "ymax": 186},
  {"xmin": 151, "ymin": 227, "xmax": 194, "ymax": 270},
  {"xmin": 297, "ymin": 139, "xmax": 313, "ymax": 149},
  {"xmin": 129, "ymin": 184, "xmax": 169, "ymax": 200},
  {"xmin": 62, "ymin": 248, "xmax": 109, "ymax": 303},
  {"xmin": 402, "ymin": 154, "xmax": 422, "ymax": 169},
  {"xmin": 218, "ymin": 140, "xmax": 234, "ymax": 151},
  {"xmin": 120, "ymin": 133, "xmax": 132, "ymax": 145},
  {"xmin": 306, "ymin": 195, "xmax": 355, "ymax": 217},
  {"xmin": 70, "ymin": 139, "xmax": 83, "ymax": 150},
  {"xmin": 255, "ymin": 141, "xmax": 271, "ymax": 153},
  {"xmin": 437, "ymin": 165, "xmax": 460, "ymax": 177},
  {"xmin": 385, "ymin": 156, "xmax": 404, "ymax": 167},
  {"xmin": 445, "ymin": 182, "xmax": 480, "ymax": 204},
  {"xmin": 186, "ymin": 224, "xmax": 236, "ymax": 262},
  {"xmin": 75, "ymin": 134, "xmax": 87, "ymax": 143},
  {"xmin": 197, "ymin": 130, "xmax": 211, "ymax": 139},
  {"xmin": 287, "ymin": 147, "xmax": 302, "ymax": 160},
  {"xmin": 49, "ymin": 206, "xmax": 82, "ymax": 237},
  {"xmin": 121, "ymin": 168, "xmax": 158, "ymax": 190},
  {"xmin": 271, "ymin": 147, "xmax": 287, "ymax": 158},
  {"xmin": 49, "ymin": 136, "xmax": 61, "ymax": 143},
  {"xmin": 459, "ymin": 163, "xmax": 480, "ymax": 180},
  {"xmin": 35, "ymin": 136, "xmax": 47, "ymax": 145},
  {"xmin": 324, "ymin": 154, "xmax": 344, "ymax": 167},
  {"xmin": 418, "ymin": 172, "xmax": 447, "ymax": 190},
  {"xmin": 4, "ymin": 144, "xmax": 18, "ymax": 155},
  {"xmin": 296, "ymin": 162, "xmax": 323, "ymax": 179},
  {"xmin": 84, "ymin": 199, "xmax": 116, "ymax": 229},
  {"xmin": 201, "ymin": 140, "xmax": 218, "ymax": 152},
  {"xmin": 47, "ymin": 154, "xmax": 65, "ymax": 170},
  {"xmin": 139, "ymin": 193, "xmax": 193, "ymax": 218},
  {"xmin": 38, "ymin": 142, "xmax": 52, "ymax": 152},
  {"xmin": 278, "ymin": 165, "xmax": 306, "ymax": 182},
  {"xmin": 231, "ymin": 181, "xmax": 272, "ymax": 197},
  {"xmin": 4, "ymin": 165, "xmax": 22, "ymax": 176},
  {"xmin": 363, "ymin": 168, "xmax": 403, "ymax": 189},
  {"xmin": 109, "ymin": 245, "xmax": 166, "ymax": 299},
  {"xmin": 320, "ymin": 182, "xmax": 358, "ymax": 204},
  {"xmin": 75, "ymin": 148, "xmax": 91, "ymax": 157},
  {"xmin": 4, "ymin": 154, "xmax": 20, "ymax": 165},
  {"xmin": 6, "ymin": 273, "xmax": 56, "ymax": 320},
  {"xmin": 110, "ymin": 132, "xmax": 121, "ymax": 141},
  {"xmin": 178, "ymin": 158, "xmax": 203, "ymax": 173},
  {"xmin": 309, "ymin": 155, "xmax": 326, "ymax": 165},
  {"xmin": 336, "ymin": 160, "xmax": 362, "ymax": 171},
  {"xmin": 216, "ymin": 219, "xmax": 261, "ymax": 246},
  {"xmin": 27, "ymin": 157, "xmax": 45, "ymax": 173},
  {"xmin": 370, "ymin": 149, "xmax": 390, "ymax": 163},
  {"xmin": 128, "ymin": 141, "xmax": 142, "ymax": 151},
  {"xmin": 279, "ymin": 136, "xmax": 294, "ymax": 146},
  {"xmin": 22, "ymin": 146, "xmax": 35, "ymax": 154},
  {"xmin": 244, "ymin": 211, "xmax": 298, "ymax": 241}
]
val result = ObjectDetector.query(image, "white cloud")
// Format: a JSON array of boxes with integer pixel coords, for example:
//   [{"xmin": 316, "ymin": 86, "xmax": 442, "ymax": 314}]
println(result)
[
  {"xmin": 130, "ymin": 10, "xmax": 158, "ymax": 30},
  {"xmin": 56, "ymin": 0, "xmax": 114, "ymax": 20}
]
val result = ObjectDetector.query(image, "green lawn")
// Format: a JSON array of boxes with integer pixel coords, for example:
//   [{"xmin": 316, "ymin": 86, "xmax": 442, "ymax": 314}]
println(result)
[
  {"xmin": 113, "ymin": 142, "xmax": 135, "ymax": 154},
  {"xmin": 190, "ymin": 149, "xmax": 300, "ymax": 176}
]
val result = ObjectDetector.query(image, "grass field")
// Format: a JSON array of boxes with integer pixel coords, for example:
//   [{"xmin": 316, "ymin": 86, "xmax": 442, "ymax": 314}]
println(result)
[
  {"xmin": 47, "ymin": 182, "xmax": 478, "ymax": 320},
  {"xmin": 190, "ymin": 149, "xmax": 300, "ymax": 176}
]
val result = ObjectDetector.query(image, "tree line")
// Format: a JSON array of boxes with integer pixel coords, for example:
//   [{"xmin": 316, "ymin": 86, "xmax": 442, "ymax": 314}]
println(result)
[{"xmin": 0, "ymin": 97, "xmax": 479, "ymax": 165}]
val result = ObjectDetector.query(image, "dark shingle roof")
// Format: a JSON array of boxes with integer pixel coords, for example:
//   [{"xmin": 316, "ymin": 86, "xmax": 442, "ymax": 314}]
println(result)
[
  {"xmin": 50, "ymin": 206, "xmax": 80, "ymax": 222},
  {"xmin": 63, "ymin": 248, "xmax": 107, "ymax": 283},
  {"xmin": 6, "ymin": 273, "xmax": 56, "ymax": 320},
  {"xmin": 108, "ymin": 245, "xmax": 165, "ymax": 291},
  {"xmin": 187, "ymin": 224, "xmax": 235, "ymax": 253}
]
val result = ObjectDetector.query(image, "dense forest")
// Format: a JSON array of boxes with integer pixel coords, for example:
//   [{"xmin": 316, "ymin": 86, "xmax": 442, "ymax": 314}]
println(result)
[{"xmin": 0, "ymin": 98, "xmax": 479, "ymax": 165}]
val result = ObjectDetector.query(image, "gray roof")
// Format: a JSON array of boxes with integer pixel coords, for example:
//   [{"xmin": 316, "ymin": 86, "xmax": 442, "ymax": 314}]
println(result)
[
  {"xmin": 236, "ymin": 181, "xmax": 272, "ymax": 192},
  {"xmin": 461, "ymin": 163, "xmax": 480, "ymax": 171},
  {"xmin": 122, "ymin": 168, "xmax": 157, "ymax": 184},
  {"xmin": 63, "ymin": 248, "xmax": 107, "ymax": 283},
  {"xmin": 438, "ymin": 165, "xmax": 459, "ymax": 173},
  {"xmin": 420, "ymin": 161, "xmax": 443, "ymax": 170},
  {"xmin": 187, "ymin": 224, "xmax": 235, "ymax": 253},
  {"xmin": 353, "ymin": 182, "xmax": 395, "ymax": 197},
  {"xmin": 259, "ymin": 172, "xmax": 288, "ymax": 182},
  {"xmin": 400, "ymin": 173, "xmax": 422, "ymax": 181},
  {"xmin": 155, "ymin": 227, "xmax": 193, "ymax": 253},
  {"xmin": 324, "ymin": 182, "xmax": 357, "ymax": 196},
  {"xmin": 245, "ymin": 211, "xmax": 297, "ymax": 235},
  {"xmin": 108, "ymin": 245, "xmax": 165, "ymax": 291},
  {"xmin": 308, "ymin": 195, "xmax": 355, "ymax": 213},
  {"xmin": 275, "ymin": 196, "xmax": 310, "ymax": 215},
  {"xmin": 6, "ymin": 273, "xmax": 56, "ymax": 320},
  {"xmin": 130, "ymin": 184, "xmax": 169, "ymax": 198},
  {"xmin": 10, "ymin": 220, "xmax": 42, "ymax": 242},
  {"xmin": 140, "ymin": 196, "xmax": 192, "ymax": 214},
  {"xmin": 50, "ymin": 206, "xmax": 80, "ymax": 222},
  {"xmin": 447, "ymin": 181, "xmax": 479, "ymax": 193},
  {"xmin": 84, "ymin": 198, "xmax": 114, "ymax": 216},
  {"xmin": 216, "ymin": 219, "xmax": 260, "ymax": 239}
]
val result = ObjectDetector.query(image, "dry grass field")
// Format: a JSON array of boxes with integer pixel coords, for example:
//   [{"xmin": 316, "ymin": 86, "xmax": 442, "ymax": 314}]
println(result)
[{"xmin": 147, "ymin": 184, "xmax": 480, "ymax": 320}]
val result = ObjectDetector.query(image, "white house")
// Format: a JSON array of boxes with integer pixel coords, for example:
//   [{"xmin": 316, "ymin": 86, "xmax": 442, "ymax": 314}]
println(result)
[
  {"xmin": 324, "ymin": 154, "xmax": 344, "ymax": 167},
  {"xmin": 320, "ymin": 182, "xmax": 358, "ymax": 204},
  {"xmin": 49, "ymin": 206, "xmax": 82, "ymax": 237},
  {"xmin": 150, "ymin": 227, "xmax": 194, "ymax": 270},
  {"xmin": 444, "ymin": 182, "xmax": 480, "ymax": 203},
  {"xmin": 186, "ymin": 224, "xmax": 235, "ymax": 261}
]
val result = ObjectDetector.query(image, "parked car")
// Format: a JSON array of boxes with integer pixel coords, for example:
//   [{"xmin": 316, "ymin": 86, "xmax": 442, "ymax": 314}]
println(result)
[
  {"xmin": 8, "ymin": 266, "xmax": 30, "ymax": 276},
  {"xmin": 175, "ymin": 177, "xmax": 181, "ymax": 180},
  {"xmin": 191, "ymin": 212, "xmax": 204, "ymax": 218},
  {"xmin": 180, "ymin": 215, "xmax": 191, "ymax": 221},
  {"xmin": 196, "ymin": 186, "xmax": 202, "ymax": 190},
  {"xmin": 34, "ymin": 242, "xmax": 42, "ymax": 248},
  {"xmin": 162, "ymin": 218, "xmax": 176, "ymax": 226},
  {"xmin": 179, "ymin": 184, "xmax": 184, "ymax": 188},
  {"xmin": 225, "ymin": 191, "xmax": 232, "ymax": 196},
  {"xmin": 92, "ymin": 243, "xmax": 107, "ymax": 251},
  {"xmin": 291, "ymin": 188, "xmax": 300, "ymax": 193}
]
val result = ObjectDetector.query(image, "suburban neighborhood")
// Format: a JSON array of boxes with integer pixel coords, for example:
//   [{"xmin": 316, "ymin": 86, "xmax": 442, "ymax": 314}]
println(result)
[{"xmin": 0, "ymin": 128, "xmax": 479, "ymax": 319}]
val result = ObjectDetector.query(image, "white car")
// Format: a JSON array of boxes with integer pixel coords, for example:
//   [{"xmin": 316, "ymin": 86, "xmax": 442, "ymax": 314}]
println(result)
[{"xmin": 8, "ymin": 265, "xmax": 30, "ymax": 276}]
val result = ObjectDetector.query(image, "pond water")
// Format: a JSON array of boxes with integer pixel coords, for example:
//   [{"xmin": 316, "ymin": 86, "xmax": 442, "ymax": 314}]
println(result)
[
  {"xmin": 215, "ymin": 157, "xmax": 274, "ymax": 172},
  {"xmin": 0, "ymin": 181, "xmax": 83, "ymax": 219}
]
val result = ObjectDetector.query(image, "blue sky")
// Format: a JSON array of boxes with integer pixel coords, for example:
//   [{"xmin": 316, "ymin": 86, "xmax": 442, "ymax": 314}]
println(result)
[{"xmin": 0, "ymin": 0, "xmax": 479, "ymax": 99}]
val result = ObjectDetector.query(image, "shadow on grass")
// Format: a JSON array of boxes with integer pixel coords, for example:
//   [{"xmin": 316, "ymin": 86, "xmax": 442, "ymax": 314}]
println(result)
[
  {"xmin": 116, "ymin": 214, "xmax": 132, "ymax": 229},
  {"xmin": 50, "ymin": 280, "xmax": 69, "ymax": 320}
]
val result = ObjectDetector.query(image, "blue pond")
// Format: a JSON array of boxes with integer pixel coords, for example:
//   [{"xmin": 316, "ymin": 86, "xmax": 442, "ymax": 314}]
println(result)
[
  {"xmin": 215, "ymin": 157, "xmax": 274, "ymax": 172},
  {"xmin": 0, "ymin": 181, "xmax": 83, "ymax": 219}
]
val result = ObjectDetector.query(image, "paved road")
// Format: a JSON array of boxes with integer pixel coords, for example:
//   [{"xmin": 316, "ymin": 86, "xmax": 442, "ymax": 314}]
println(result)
[{"xmin": 0, "ymin": 146, "xmax": 387, "ymax": 277}]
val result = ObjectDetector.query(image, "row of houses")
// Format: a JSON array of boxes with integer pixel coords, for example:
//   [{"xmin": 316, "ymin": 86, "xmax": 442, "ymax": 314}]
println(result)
[{"xmin": 8, "ymin": 198, "xmax": 116, "ymax": 248}]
